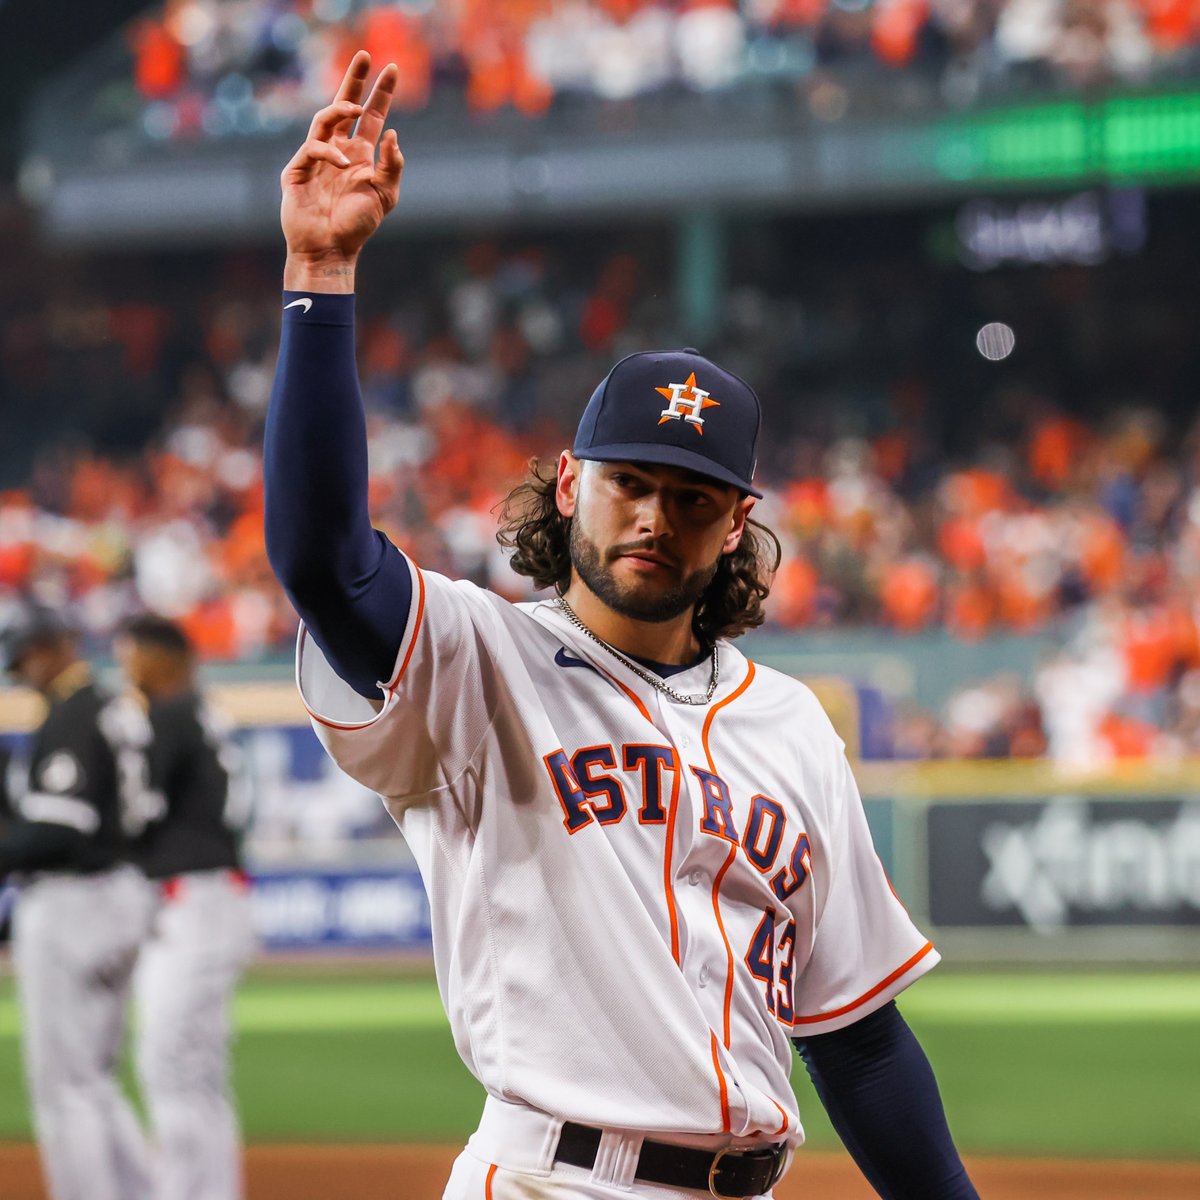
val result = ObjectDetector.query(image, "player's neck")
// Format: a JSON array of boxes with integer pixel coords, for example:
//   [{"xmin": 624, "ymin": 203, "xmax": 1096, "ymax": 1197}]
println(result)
[{"xmin": 561, "ymin": 582, "xmax": 701, "ymax": 666}]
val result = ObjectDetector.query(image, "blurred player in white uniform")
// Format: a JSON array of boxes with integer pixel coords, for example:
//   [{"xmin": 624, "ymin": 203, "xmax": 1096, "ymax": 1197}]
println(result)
[
  {"xmin": 265, "ymin": 53, "xmax": 979, "ymax": 1200},
  {"xmin": 117, "ymin": 614, "xmax": 256, "ymax": 1200},
  {"xmin": 0, "ymin": 607, "xmax": 159, "ymax": 1200}
]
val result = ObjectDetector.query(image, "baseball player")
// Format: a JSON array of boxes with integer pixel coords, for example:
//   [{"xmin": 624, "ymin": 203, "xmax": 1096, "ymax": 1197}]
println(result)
[
  {"xmin": 116, "ymin": 613, "xmax": 256, "ymax": 1200},
  {"xmin": 0, "ymin": 739, "xmax": 15, "ymax": 943},
  {"xmin": 0, "ymin": 607, "xmax": 160, "ymax": 1200},
  {"xmin": 265, "ymin": 52, "xmax": 979, "ymax": 1199}
]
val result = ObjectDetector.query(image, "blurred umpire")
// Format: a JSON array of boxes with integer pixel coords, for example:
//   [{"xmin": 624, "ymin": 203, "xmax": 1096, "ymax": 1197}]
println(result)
[
  {"xmin": 116, "ymin": 614, "xmax": 257, "ymax": 1200},
  {"xmin": 0, "ymin": 606, "xmax": 161, "ymax": 1200}
]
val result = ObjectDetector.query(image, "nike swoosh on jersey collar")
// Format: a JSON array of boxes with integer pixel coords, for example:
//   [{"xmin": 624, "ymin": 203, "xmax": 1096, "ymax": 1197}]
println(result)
[{"xmin": 554, "ymin": 647, "xmax": 599, "ymax": 674}]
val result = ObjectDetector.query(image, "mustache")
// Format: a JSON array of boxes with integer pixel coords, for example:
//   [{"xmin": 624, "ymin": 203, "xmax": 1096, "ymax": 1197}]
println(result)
[{"xmin": 606, "ymin": 540, "xmax": 678, "ymax": 567}]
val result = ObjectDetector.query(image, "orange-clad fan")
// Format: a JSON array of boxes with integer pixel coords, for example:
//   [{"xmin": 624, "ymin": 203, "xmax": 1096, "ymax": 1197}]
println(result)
[
  {"xmin": 993, "ymin": 570, "xmax": 1051, "ymax": 633},
  {"xmin": 1135, "ymin": 0, "xmax": 1198, "ymax": 49},
  {"xmin": 1120, "ymin": 602, "xmax": 1196, "ymax": 695},
  {"xmin": 1098, "ymin": 711, "xmax": 1159, "ymax": 759},
  {"xmin": 1079, "ymin": 510, "xmax": 1127, "ymax": 595},
  {"xmin": 871, "ymin": 0, "xmax": 928, "ymax": 67},
  {"xmin": 879, "ymin": 557, "xmax": 939, "ymax": 632},
  {"xmin": 1027, "ymin": 414, "xmax": 1091, "ymax": 491},
  {"xmin": 943, "ymin": 573, "xmax": 994, "ymax": 641},
  {"xmin": 771, "ymin": 556, "xmax": 821, "ymax": 628},
  {"xmin": 130, "ymin": 19, "xmax": 186, "ymax": 101},
  {"xmin": 362, "ymin": 6, "xmax": 433, "ymax": 111},
  {"xmin": 764, "ymin": 0, "xmax": 829, "ymax": 24},
  {"xmin": 937, "ymin": 514, "xmax": 986, "ymax": 573}
]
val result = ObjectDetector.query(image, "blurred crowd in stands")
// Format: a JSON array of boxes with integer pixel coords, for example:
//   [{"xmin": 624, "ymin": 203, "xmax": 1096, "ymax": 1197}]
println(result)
[
  {"xmin": 3, "ymin": 203, "xmax": 1200, "ymax": 765},
  {"xmin": 116, "ymin": 0, "xmax": 1200, "ymax": 142}
]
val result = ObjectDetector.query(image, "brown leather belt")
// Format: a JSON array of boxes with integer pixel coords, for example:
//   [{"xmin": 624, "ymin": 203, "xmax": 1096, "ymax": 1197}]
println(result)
[{"xmin": 554, "ymin": 1121, "xmax": 787, "ymax": 1198}]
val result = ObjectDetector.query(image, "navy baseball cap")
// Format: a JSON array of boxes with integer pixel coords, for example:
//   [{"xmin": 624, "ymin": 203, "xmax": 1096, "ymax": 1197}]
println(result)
[{"xmin": 573, "ymin": 349, "xmax": 763, "ymax": 497}]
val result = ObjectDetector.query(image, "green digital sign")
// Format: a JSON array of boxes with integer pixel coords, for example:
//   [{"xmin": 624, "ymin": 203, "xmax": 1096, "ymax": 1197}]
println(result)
[{"xmin": 926, "ymin": 90, "xmax": 1200, "ymax": 185}]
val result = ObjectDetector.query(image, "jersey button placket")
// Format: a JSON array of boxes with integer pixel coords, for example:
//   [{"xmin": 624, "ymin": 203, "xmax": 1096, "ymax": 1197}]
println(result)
[{"xmin": 669, "ymin": 711, "xmax": 728, "ymax": 1029}]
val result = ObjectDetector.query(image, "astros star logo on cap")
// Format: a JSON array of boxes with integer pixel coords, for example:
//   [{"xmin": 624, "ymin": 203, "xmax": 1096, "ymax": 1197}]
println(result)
[
  {"xmin": 572, "ymin": 348, "xmax": 762, "ymax": 496},
  {"xmin": 655, "ymin": 373, "xmax": 719, "ymax": 435}
]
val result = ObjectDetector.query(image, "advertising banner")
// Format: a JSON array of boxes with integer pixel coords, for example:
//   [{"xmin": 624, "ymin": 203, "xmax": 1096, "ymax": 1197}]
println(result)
[
  {"xmin": 927, "ymin": 796, "xmax": 1200, "ymax": 932},
  {"xmin": 250, "ymin": 868, "xmax": 432, "ymax": 951}
]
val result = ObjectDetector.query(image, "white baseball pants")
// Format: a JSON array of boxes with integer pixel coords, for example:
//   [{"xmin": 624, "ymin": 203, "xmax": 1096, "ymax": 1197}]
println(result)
[
  {"xmin": 13, "ymin": 865, "xmax": 157, "ymax": 1200},
  {"xmin": 134, "ymin": 869, "xmax": 257, "ymax": 1200},
  {"xmin": 443, "ymin": 1096, "xmax": 788, "ymax": 1199}
]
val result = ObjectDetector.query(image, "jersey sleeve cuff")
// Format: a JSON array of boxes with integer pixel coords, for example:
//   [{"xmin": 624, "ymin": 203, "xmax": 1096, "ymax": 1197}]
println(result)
[
  {"xmin": 790, "ymin": 941, "xmax": 941, "ymax": 1037},
  {"xmin": 296, "ymin": 550, "xmax": 424, "ymax": 731},
  {"xmin": 282, "ymin": 290, "xmax": 355, "ymax": 326}
]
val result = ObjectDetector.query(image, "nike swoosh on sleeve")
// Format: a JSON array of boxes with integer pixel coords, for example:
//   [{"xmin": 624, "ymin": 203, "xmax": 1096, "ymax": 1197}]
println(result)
[{"xmin": 284, "ymin": 297, "xmax": 313, "ymax": 313}]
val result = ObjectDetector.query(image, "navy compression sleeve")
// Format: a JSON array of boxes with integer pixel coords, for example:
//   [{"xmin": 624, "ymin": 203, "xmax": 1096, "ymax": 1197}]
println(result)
[
  {"xmin": 793, "ymin": 1002, "xmax": 978, "ymax": 1200},
  {"xmin": 264, "ymin": 292, "xmax": 412, "ymax": 697}
]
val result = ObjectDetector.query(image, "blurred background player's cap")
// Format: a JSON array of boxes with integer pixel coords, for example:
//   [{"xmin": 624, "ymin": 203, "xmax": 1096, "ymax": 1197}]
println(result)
[
  {"xmin": 573, "ymin": 348, "xmax": 763, "ymax": 497},
  {"xmin": 0, "ymin": 605, "xmax": 72, "ymax": 674}
]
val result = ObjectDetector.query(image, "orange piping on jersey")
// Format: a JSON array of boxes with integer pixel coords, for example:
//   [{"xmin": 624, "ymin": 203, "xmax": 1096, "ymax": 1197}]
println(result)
[
  {"xmin": 303, "ymin": 560, "xmax": 427, "ymax": 732},
  {"xmin": 385, "ymin": 559, "xmax": 427, "ymax": 694},
  {"xmin": 700, "ymin": 662, "xmax": 757, "ymax": 1049},
  {"xmin": 701, "ymin": 661, "xmax": 756, "ymax": 771},
  {"xmin": 790, "ymin": 941, "xmax": 937, "ymax": 1026},
  {"xmin": 303, "ymin": 697, "xmax": 383, "ymax": 733},
  {"xmin": 768, "ymin": 1097, "xmax": 790, "ymax": 1136},
  {"xmin": 711, "ymin": 845, "xmax": 738, "ymax": 1047},
  {"xmin": 710, "ymin": 1030, "xmax": 731, "ymax": 1133},
  {"xmin": 592, "ymin": 661, "xmax": 654, "ymax": 723},
  {"xmin": 663, "ymin": 749, "xmax": 683, "ymax": 964},
  {"xmin": 484, "ymin": 1162, "xmax": 497, "ymax": 1197}
]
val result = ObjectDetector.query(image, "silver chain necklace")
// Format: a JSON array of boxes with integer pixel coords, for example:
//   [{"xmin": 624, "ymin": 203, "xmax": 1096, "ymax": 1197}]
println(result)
[{"xmin": 555, "ymin": 597, "xmax": 720, "ymax": 705}]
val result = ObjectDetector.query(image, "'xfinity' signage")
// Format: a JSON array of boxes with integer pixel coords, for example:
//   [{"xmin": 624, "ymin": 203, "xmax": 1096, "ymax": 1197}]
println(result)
[{"xmin": 928, "ymin": 798, "xmax": 1200, "ymax": 932}]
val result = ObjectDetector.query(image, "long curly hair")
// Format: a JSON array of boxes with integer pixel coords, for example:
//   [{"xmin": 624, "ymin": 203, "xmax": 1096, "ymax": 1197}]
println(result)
[{"xmin": 496, "ymin": 459, "xmax": 782, "ymax": 643}]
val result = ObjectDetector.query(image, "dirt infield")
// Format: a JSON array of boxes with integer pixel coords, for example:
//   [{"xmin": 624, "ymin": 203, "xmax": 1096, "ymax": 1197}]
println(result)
[{"xmin": 2, "ymin": 1142, "xmax": 1199, "ymax": 1198}]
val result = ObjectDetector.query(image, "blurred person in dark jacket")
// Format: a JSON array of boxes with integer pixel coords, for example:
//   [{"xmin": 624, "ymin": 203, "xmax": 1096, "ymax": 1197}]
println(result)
[
  {"xmin": 0, "ymin": 739, "xmax": 13, "ymax": 943},
  {"xmin": 116, "ymin": 613, "xmax": 256, "ymax": 1200},
  {"xmin": 0, "ymin": 606, "xmax": 159, "ymax": 1200}
]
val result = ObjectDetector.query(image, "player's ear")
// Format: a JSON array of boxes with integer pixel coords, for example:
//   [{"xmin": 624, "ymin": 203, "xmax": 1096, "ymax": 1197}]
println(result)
[
  {"xmin": 556, "ymin": 451, "xmax": 582, "ymax": 519},
  {"xmin": 723, "ymin": 494, "xmax": 755, "ymax": 555}
]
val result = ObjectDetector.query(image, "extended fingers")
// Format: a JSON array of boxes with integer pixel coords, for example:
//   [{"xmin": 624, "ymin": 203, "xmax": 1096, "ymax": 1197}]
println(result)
[
  {"xmin": 333, "ymin": 51, "xmax": 372, "ymax": 107},
  {"xmin": 354, "ymin": 62, "xmax": 399, "ymax": 150},
  {"xmin": 308, "ymin": 100, "xmax": 363, "ymax": 142}
]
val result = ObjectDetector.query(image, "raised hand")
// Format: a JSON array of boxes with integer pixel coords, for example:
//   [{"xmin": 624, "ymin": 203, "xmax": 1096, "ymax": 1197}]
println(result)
[{"xmin": 280, "ymin": 52, "xmax": 404, "ymax": 291}]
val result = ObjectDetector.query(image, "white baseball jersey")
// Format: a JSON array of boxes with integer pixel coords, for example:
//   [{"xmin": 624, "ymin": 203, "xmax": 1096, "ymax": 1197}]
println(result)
[{"xmin": 298, "ymin": 550, "xmax": 938, "ymax": 1147}]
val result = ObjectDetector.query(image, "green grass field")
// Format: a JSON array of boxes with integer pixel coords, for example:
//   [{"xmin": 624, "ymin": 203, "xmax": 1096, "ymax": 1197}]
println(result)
[{"xmin": 1, "ymin": 968, "xmax": 1197, "ymax": 1159}]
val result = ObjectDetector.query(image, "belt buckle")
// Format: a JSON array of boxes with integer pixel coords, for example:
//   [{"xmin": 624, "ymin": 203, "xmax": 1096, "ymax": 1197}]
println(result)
[
  {"xmin": 707, "ymin": 1144, "xmax": 787, "ymax": 1198},
  {"xmin": 707, "ymin": 1147, "xmax": 733, "ymax": 1199}
]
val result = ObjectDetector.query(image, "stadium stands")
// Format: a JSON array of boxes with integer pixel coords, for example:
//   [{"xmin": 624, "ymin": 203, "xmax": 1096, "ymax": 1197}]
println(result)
[{"xmin": 117, "ymin": 0, "xmax": 1200, "ymax": 147}]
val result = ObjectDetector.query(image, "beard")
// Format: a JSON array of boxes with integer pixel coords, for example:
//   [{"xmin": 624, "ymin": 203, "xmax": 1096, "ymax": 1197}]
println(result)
[{"xmin": 569, "ymin": 518, "xmax": 720, "ymax": 624}]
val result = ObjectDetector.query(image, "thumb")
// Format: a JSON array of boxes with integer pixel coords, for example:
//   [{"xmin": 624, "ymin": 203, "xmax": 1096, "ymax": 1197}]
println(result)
[{"xmin": 375, "ymin": 130, "xmax": 404, "ymax": 211}]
